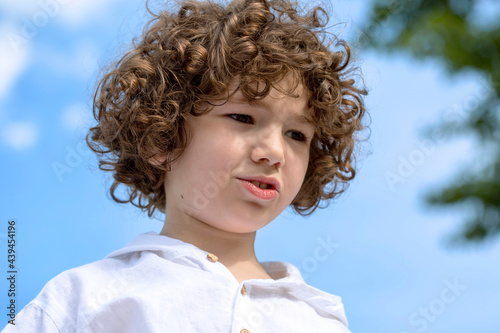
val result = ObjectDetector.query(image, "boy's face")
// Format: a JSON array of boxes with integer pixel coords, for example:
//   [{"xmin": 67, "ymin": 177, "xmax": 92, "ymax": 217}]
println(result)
[{"xmin": 164, "ymin": 80, "xmax": 315, "ymax": 233}]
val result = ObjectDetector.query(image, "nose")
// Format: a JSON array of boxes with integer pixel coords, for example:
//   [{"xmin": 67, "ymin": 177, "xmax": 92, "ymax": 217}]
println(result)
[{"xmin": 250, "ymin": 127, "xmax": 285, "ymax": 168}]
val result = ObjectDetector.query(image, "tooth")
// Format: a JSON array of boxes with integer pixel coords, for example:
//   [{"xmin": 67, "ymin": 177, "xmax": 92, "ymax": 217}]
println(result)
[
  {"xmin": 251, "ymin": 181, "xmax": 260, "ymax": 187},
  {"xmin": 259, "ymin": 183, "xmax": 267, "ymax": 189}
]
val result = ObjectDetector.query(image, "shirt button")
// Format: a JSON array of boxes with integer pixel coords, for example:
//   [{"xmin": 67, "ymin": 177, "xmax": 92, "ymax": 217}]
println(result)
[
  {"xmin": 240, "ymin": 285, "xmax": 247, "ymax": 296},
  {"xmin": 206, "ymin": 253, "xmax": 218, "ymax": 262},
  {"xmin": 240, "ymin": 329, "xmax": 250, "ymax": 333}
]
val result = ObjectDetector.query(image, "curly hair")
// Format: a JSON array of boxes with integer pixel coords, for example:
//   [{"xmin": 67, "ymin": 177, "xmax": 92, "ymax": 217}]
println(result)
[{"xmin": 87, "ymin": 0, "xmax": 367, "ymax": 218}]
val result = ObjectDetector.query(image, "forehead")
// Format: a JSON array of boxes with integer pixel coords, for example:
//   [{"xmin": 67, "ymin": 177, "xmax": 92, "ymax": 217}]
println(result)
[{"xmin": 227, "ymin": 78, "xmax": 314, "ymax": 125}]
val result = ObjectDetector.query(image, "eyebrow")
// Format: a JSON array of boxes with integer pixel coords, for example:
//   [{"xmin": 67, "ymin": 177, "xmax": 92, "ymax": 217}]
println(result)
[
  {"xmin": 290, "ymin": 113, "xmax": 316, "ymax": 128},
  {"xmin": 244, "ymin": 98, "xmax": 316, "ymax": 129}
]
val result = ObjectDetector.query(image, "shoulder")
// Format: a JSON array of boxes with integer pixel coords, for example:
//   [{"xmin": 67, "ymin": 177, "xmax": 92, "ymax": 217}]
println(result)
[
  {"xmin": 13, "ymin": 256, "xmax": 130, "ymax": 332},
  {"xmin": 35, "ymin": 246, "xmax": 193, "ymax": 310},
  {"xmin": 2, "ymin": 303, "xmax": 59, "ymax": 333},
  {"xmin": 13, "ymin": 233, "xmax": 230, "ymax": 332},
  {"xmin": 1, "ymin": 258, "xmax": 120, "ymax": 333},
  {"xmin": 256, "ymin": 261, "xmax": 351, "ymax": 331}
]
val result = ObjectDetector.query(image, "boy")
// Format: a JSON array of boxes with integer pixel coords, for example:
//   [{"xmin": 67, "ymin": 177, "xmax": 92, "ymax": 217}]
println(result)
[{"xmin": 3, "ymin": 0, "xmax": 366, "ymax": 331}]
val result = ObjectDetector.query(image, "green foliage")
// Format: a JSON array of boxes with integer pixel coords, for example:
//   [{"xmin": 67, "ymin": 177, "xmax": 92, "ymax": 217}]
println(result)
[{"xmin": 362, "ymin": 0, "xmax": 500, "ymax": 244}]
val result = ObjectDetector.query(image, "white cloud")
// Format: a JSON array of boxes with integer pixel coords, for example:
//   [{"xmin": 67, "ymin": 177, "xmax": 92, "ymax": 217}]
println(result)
[
  {"xmin": 0, "ymin": 24, "xmax": 31, "ymax": 103},
  {"xmin": 1, "ymin": 122, "xmax": 39, "ymax": 150},
  {"xmin": 61, "ymin": 103, "xmax": 92, "ymax": 132},
  {"xmin": 0, "ymin": 1, "xmax": 39, "ymax": 15},
  {"xmin": 0, "ymin": 0, "xmax": 121, "ymax": 30},
  {"xmin": 58, "ymin": 0, "xmax": 120, "ymax": 28}
]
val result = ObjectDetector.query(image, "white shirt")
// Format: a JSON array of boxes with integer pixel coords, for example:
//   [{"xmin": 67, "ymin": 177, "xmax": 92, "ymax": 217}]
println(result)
[{"xmin": 3, "ymin": 232, "xmax": 350, "ymax": 332}]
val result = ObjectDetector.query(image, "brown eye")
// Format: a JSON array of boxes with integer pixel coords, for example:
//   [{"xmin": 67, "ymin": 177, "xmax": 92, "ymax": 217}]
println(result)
[
  {"xmin": 228, "ymin": 114, "xmax": 254, "ymax": 124},
  {"xmin": 286, "ymin": 130, "xmax": 307, "ymax": 142}
]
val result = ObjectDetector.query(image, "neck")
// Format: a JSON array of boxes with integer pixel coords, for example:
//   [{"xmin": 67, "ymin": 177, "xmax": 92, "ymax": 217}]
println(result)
[{"xmin": 160, "ymin": 213, "xmax": 272, "ymax": 282}]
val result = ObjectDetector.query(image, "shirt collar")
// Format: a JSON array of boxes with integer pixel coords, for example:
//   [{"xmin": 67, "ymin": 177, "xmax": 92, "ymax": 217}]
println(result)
[
  {"xmin": 105, "ymin": 231, "xmax": 348, "ymax": 326},
  {"xmin": 105, "ymin": 231, "xmax": 304, "ymax": 283}
]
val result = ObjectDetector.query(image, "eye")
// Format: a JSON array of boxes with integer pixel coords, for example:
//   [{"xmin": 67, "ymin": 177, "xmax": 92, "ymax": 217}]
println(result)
[
  {"xmin": 228, "ymin": 114, "xmax": 254, "ymax": 124},
  {"xmin": 286, "ymin": 130, "xmax": 307, "ymax": 142}
]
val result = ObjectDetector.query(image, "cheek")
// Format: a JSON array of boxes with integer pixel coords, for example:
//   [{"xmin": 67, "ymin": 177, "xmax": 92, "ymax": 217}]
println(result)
[
  {"xmin": 295, "ymin": 149, "xmax": 310, "ymax": 175},
  {"xmin": 291, "ymin": 153, "xmax": 310, "ymax": 191},
  {"xmin": 287, "ymin": 162, "xmax": 309, "ymax": 193}
]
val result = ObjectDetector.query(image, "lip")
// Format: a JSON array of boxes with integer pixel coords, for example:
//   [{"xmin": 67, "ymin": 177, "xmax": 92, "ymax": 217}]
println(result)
[
  {"xmin": 238, "ymin": 179, "xmax": 279, "ymax": 200},
  {"xmin": 237, "ymin": 176, "xmax": 280, "ymax": 192}
]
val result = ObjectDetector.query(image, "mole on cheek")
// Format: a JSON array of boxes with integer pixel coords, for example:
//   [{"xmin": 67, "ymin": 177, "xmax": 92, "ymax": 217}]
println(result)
[{"xmin": 180, "ymin": 194, "xmax": 184, "ymax": 199}]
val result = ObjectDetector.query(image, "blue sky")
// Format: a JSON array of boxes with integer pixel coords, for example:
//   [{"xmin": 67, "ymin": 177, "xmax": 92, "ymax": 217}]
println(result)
[{"xmin": 1, "ymin": 0, "xmax": 499, "ymax": 332}]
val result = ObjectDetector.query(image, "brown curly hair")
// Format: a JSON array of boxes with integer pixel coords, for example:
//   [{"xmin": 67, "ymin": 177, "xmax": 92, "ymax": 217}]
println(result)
[{"xmin": 87, "ymin": 0, "xmax": 367, "ymax": 218}]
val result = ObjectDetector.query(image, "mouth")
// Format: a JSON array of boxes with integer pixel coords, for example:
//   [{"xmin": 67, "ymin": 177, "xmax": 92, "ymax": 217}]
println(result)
[
  {"xmin": 237, "ymin": 177, "xmax": 279, "ymax": 200},
  {"xmin": 237, "ymin": 176, "xmax": 280, "ymax": 191},
  {"xmin": 248, "ymin": 180, "xmax": 275, "ymax": 190}
]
